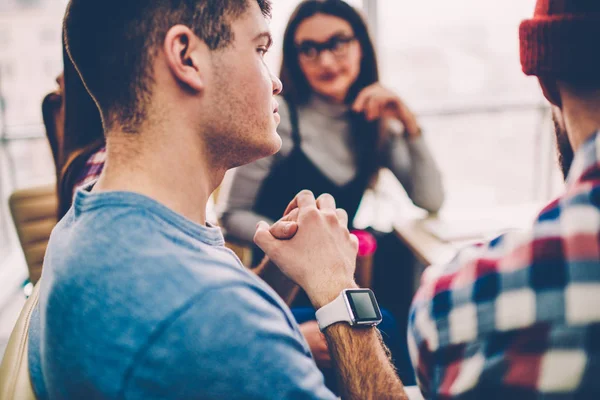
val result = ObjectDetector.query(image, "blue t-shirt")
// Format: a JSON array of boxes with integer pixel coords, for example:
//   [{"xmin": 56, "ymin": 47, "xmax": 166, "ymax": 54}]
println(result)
[{"xmin": 28, "ymin": 188, "xmax": 335, "ymax": 399}]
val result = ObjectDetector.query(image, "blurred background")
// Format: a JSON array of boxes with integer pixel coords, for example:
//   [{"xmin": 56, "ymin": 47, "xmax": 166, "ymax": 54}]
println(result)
[{"xmin": 0, "ymin": 0, "xmax": 561, "ymax": 355}]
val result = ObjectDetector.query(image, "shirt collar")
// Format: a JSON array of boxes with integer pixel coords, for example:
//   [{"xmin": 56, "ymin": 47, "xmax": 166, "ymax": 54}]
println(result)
[{"xmin": 566, "ymin": 130, "xmax": 600, "ymax": 188}]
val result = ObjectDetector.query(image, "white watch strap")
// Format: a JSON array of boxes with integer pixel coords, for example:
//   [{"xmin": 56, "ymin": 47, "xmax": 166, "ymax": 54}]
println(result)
[{"xmin": 315, "ymin": 291, "xmax": 352, "ymax": 331}]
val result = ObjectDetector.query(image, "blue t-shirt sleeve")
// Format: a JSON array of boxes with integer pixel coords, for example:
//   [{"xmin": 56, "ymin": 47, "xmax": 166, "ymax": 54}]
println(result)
[{"xmin": 121, "ymin": 284, "xmax": 336, "ymax": 400}]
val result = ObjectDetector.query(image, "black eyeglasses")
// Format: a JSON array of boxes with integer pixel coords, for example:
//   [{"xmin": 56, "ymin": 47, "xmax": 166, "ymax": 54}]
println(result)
[{"xmin": 296, "ymin": 35, "xmax": 357, "ymax": 62}]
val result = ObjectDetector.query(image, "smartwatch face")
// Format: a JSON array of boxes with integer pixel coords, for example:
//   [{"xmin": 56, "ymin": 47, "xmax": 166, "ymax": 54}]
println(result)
[{"xmin": 345, "ymin": 289, "xmax": 382, "ymax": 324}]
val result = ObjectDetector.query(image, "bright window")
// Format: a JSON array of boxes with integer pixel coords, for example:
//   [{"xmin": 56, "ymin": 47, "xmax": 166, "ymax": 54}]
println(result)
[
  {"xmin": 0, "ymin": 1, "xmax": 66, "ymax": 133},
  {"xmin": 375, "ymin": 0, "xmax": 563, "ymax": 209}
]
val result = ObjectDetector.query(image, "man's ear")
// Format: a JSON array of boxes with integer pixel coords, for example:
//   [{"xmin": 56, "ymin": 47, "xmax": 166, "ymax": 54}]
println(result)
[
  {"xmin": 163, "ymin": 25, "xmax": 207, "ymax": 93},
  {"xmin": 538, "ymin": 77, "xmax": 562, "ymax": 108}
]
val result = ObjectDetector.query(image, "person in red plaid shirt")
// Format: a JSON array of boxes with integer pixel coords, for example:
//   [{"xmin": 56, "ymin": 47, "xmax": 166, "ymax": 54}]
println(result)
[
  {"xmin": 408, "ymin": 1, "xmax": 600, "ymax": 398},
  {"xmin": 75, "ymin": 145, "xmax": 106, "ymax": 190}
]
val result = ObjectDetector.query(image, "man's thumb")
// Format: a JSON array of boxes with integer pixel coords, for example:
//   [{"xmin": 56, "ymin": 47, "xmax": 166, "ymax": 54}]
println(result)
[
  {"xmin": 270, "ymin": 221, "xmax": 298, "ymax": 240},
  {"xmin": 254, "ymin": 221, "xmax": 276, "ymax": 253}
]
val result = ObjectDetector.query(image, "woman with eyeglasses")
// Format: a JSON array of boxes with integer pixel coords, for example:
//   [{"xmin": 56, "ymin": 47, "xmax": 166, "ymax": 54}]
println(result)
[
  {"xmin": 221, "ymin": 0, "xmax": 443, "ymax": 255},
  {"xmin": 219, "ymin": 0, "xmax": 444, "ymax": 386}
]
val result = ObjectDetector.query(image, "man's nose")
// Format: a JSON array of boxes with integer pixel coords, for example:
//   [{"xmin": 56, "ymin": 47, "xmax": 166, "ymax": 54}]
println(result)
[{"xmin": 272, "ymin": 73, "xmax": 283, "ymax": 96}]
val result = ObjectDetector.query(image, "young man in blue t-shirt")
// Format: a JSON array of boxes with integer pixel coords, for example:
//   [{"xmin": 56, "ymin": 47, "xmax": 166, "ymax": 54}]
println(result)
[{"xmin": 28, "ymin": 1, "xmax": 406, "ymax": 399}]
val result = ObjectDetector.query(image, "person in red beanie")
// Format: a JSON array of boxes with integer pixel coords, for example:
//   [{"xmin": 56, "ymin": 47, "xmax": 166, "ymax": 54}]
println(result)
[{"xmin": 408, "ymin": 1, "xmax": 600, "ymax": 398}]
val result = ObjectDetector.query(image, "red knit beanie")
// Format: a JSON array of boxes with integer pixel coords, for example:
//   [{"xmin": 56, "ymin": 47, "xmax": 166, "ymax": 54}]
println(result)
[{"xmin": 519, "ymin": 0, "xmax": 600, "ymax": 81}]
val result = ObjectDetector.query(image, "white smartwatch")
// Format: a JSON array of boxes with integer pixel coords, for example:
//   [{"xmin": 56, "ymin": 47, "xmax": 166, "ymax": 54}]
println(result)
[{"xmin": 315, "ymin": 288, "xmax": 383, "ymax": 331}]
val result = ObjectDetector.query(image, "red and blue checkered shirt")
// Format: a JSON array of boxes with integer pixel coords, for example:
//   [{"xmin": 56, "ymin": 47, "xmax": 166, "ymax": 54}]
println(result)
[
  {"xmin": 408, "ymin": 131, "xmax": 600, "ymax": 398},
  {"xmin": 75, "ymin": 146, "xmax": 106, "ymax": 191}
]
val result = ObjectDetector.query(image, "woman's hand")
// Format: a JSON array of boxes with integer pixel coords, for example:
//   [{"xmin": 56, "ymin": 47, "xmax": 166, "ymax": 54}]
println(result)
[
  {"xmin": 299, "ymin": 321, "xmax": 332, "ymax": 369},
  {"xmin": 352, "ymin": 83, "xmax": 421, "ymax": 138}
]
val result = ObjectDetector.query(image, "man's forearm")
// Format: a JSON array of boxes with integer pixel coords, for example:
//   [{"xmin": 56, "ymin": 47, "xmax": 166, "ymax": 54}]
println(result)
[
  {"xmin": 325, "ymin": 324, "xmax": 407, "ymax": 400},
  {"xmin": 253, "ymin": 257, "xmax": 299, "ymax": 305}
]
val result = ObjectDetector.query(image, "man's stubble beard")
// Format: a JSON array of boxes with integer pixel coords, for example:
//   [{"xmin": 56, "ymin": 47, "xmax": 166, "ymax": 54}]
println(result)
[
  {"xmin": 202, "ymin": 59, "xmax": 281, "ymax": 171},
  {"xmin": 201, "ymin": 100, "xmax": 278, "ymax": 171}
]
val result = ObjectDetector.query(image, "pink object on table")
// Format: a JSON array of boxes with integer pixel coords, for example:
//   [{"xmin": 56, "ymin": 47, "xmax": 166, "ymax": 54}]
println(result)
[{"xmin": 350, "ymin": 230, "xmax": 377, "ymax": 257}]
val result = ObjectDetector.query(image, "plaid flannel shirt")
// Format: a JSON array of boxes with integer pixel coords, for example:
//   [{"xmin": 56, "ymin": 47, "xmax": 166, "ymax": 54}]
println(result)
[
  {"xmin": 408, "ymin": 131, "xmax": 600, "ymax": 399},
  {"xmin": 75, "ymin": 146, "xmax": 106, "ymax": 191}
]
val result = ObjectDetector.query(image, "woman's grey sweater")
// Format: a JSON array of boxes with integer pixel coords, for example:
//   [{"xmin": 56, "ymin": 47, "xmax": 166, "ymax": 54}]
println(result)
[{"xmin": 218, "ymin": 95, "xmax": 445, "ymax": 244}]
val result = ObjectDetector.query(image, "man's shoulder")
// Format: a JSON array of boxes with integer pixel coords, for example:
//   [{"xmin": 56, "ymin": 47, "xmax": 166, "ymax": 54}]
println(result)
[
  {"xmin": 34, "ymin": 228, "xmax": 308, "ymax": 398},
  {"xmin": 43, "ymin": 203, "xmax": 275, "ymax": 329},
  {"xmin": 54, "ymin": 201, "xmax": 222, "ymax": 261},
  {"xmin": 48, "ymin": 204, "xmax": 191, "ymax": 278},
  {"xmin": 55, "ymin": 199, "xmax": 168, "ymax": 248}
]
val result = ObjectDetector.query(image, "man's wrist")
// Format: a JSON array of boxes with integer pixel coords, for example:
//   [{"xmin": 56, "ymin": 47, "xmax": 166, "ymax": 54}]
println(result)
[{"xmin": 310, "ymin": 281, "xmax": 359, "ymax": 309}]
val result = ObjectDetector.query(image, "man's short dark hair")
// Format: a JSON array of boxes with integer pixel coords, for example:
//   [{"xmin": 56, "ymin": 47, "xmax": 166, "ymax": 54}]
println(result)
[{"xmin": 64, "ymin": 0, "xmax": 271, "ymax": 133}]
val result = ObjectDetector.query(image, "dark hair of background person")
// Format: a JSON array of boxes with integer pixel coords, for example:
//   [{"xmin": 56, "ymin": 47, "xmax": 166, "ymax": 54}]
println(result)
[
  {"xmin": 57, "ymin": 0, "xmax": 272, "ymax": 217},
  {"xmin": 57, "ymin": 40, "xmax": 105, "ymax": 218},
  {"xmin": 280, "ymin": 0, "xmax": 385, "ymax": 182},
  {"xmin": 41, "ymin": 88, "xmax": 63, "ymax": 174},
  {"xmin": 63, "ymin": 0, "xmax": 271, "ymax": 135}
]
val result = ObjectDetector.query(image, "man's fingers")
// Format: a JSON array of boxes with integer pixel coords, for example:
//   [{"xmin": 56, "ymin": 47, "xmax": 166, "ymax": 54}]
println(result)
[
  {"xmin": 336, "ymin": 208, "xmax": 348, "ymax": 227},
  {"xmin": 349, "ymin": 233, "xmax": 360, "ymax": 252},
  {"xmin": 270, "ymin": 221, "xmax": 298, "ymax": 240},
  {"xmin": 256, "ymin": 221, "xmax": 270, "ymax": 231},
  {"xmin": 296, "ymin": 190, "xmax": 316, "ymax": 209},
  {"xmin": 283, "ymin": 197, "xmax": 298, "ymax": 217},
  {"xmin": 283, "ymin": 190, "xmax": 316, "ymax": 216},
  {"xmin": 287, "ymin": 192, "xmax": 334, "ymax": 217},
  {"xmin": 254, "ymin": 221, "xmax": 276, "ymax": 253},
  {"xmin": 316, "ymin": 193, "xmax": 336, "ymax": 211},
  {"xmin": 282, "ymin": 192, "xmax": 303, "ymax": 217},
  {"xmin": 279, "ymin": 208, "xmax": 300, "ymax": 223}
]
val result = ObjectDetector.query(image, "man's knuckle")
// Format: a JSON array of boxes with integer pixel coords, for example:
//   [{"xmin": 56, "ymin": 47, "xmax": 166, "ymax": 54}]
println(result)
[
  {"xmin": 304, "ymin": 206, "xmax": 320, "ymax": 218},
  {"xmin": 336, "ymin": 208, "xmax": 348, "ymax": 219},
  {"xmin": 349, "ymin": 234, "xmax": 359, "ymax": 248},
  {"xmin": 270, "ymin": 246, "xmax": 282, "ymax": 260},
  {"xmin": 254, "ymin": 228, "xmax": 267, "ymax": 240},
  {"xmin": 324, "ymin": 210, "xmax": 338, "ymax": 223},
  {"xmin": 319, "ymin": 193, "xmax": 334, "ymax": 202}
]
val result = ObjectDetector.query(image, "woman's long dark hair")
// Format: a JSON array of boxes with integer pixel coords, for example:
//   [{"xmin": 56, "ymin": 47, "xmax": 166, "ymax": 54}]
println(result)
[
  {"xmin": 41, "ymin": 89, "xmax": 63, "ymax": 174},
  {"xmin": 57, "ymin": 40, "xmax": 105, "ymax": 218},
  {"xmin": 280, "ymin": 0, "xmax": 385, "ymax": 181}
]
